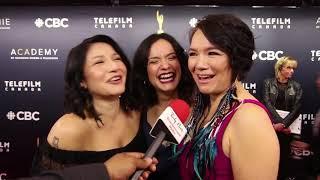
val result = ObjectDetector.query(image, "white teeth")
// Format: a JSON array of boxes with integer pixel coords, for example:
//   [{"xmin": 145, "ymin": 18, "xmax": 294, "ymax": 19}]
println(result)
[
  {"xmin": 110, "ymin": 76, "xmax": 121, "ymax": 81},
  {"xmin": 160, "ymin": 78, "xmax": 173, "ymax": 83},
  {"xmin": 158, "ymin": 72, "xmax": 175, "ymax": 83},
  {"xmin": 198, "ymin": 74, "xmax": 213, "ymax": 79},
  {"xmin": 159, "ymin": 72, "xmax": 174, "ymax": 79}
]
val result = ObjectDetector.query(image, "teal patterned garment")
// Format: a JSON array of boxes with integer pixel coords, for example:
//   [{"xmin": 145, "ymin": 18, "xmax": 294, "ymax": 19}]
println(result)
[
  {"xmin": 177, "ymin": 98, "xmax": 269, "ymax": 180},
  {"xmin": 174, "ymin": 85, "xmax": 238, "ymax": 180}
]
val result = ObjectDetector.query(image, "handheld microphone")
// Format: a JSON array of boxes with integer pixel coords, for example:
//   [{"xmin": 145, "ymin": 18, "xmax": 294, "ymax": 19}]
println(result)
[{"xmin": 131, "ymin": 99, "xmax": 190, "ymax": 180}]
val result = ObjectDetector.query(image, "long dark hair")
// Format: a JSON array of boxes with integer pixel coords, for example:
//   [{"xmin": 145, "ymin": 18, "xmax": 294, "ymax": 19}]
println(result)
[
  {"xmin": 131, "ymin": 33, "xmax": 195, "ymax": 109},
  {"xmin": 191, "ymin": 14, "xmax": 255, "ymax": 82},
  {"xmin": 175, "ymin": 14, "xmax": 255, "ymax": 179},
  {"xmin": 190, "ymin": 13, "xmax": 255, "ymax": 109}
]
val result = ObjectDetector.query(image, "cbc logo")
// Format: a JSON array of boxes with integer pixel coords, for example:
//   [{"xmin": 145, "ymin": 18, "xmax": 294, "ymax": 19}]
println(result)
[
  {"xmin": 0, "ymin": 173, "xmax": 7, "ymax": 180},
  {"xmin": 189, "ymin": 17, "xmax": 198, "ymax": 28},
  {"xmin": 252, "ymin": 50, "xmax": 284, "ymax": 61},
  {"xmin": 34, "ymin": 18, "xmax": 69, "ymax": 28},
  {"xmin": 6, "ymin": 111, "xmax": 40, "ymax": 121}
]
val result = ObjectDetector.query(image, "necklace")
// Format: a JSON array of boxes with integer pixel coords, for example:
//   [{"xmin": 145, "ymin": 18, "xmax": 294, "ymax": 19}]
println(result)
[{"xmin": 185, "ymin": 85, "xmax": 237, "ymax": 180}]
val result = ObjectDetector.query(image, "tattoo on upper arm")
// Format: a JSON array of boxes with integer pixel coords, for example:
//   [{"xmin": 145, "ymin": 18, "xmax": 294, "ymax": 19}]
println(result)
[{"xmin": 52, "ymin": 136, "xmax": 59, "ymax": 148}]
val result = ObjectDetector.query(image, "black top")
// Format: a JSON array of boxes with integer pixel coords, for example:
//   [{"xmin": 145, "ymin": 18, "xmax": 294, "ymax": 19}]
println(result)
[
  {"xmin": 20, "ymin": 163, "xmax": 109, "ymax": 180},
  {"xmin": 31, "ymin": 117, "xmax": 147, "ymax": 175},
  {"xmin": 275, "ymin": 81, "xmax": 287, "ymax": 111},
  {"xmin": 262, "ymin": 78, "xmax": 303, "ymax": 126}
]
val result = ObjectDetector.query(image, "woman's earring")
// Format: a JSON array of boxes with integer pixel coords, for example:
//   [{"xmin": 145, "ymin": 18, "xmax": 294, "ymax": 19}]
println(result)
[{"xmin": 80, "ymin": 82, "xmax": 87, "ymax": 89}]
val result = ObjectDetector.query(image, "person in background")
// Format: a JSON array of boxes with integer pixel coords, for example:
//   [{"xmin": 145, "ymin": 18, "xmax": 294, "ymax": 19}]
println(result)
[
  {"xmin": 131, "ymin": 33, "xmax": 196, "ymax": 179},
  {"xmin": 313, "ymin": 73, "xmax": 320, "ymax": 180},
  {"xmin": 20, "ymin": 152, "xmax": 157, "ymax": 180},
  {"xmin": 31, "ymin": 35, "xmax": 147, "ymax": 174},
  {"xmin": 263, "ymin": 56, "xmax": 302, "ymax": 132},
  {"xmin": 176, "ymin": 14, "xmax": 279, "ymax": 180},
  {"xmin": 263, "ymin": 56, "xmax": 303, "ymax": 179}
]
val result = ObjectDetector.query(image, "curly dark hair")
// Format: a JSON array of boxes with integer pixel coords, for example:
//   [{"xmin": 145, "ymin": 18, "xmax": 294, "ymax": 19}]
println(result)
[
  {"xmin": 64, "ymin": 34, "xmax": 135, "ymax": 125},
  {"xmin": 131, "ymin": 33, "xmax": 195, "ymax": 109},
  {"xmin": 191, "ymin": 14, "xmax": 255, "ymax": 82}
]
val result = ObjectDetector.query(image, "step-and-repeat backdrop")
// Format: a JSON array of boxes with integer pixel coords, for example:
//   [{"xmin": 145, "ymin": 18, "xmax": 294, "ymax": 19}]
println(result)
[{"xmin": 0, "ymin": 6, "xmax": 319, "ymax": 178}]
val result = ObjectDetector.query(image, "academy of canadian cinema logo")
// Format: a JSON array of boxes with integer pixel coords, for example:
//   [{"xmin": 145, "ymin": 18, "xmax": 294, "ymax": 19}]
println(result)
[
  {"xmin": 0, "ymin": 18, "xmax": 11, "ymax": 30},
  {"xmin": 4, "ymin": 80, "xmax": 41, "ymax": 92},
  {"xmin": 156, "ymin": 10, "xmax": 165, "ymax": 34},
  {"xmin": 10, "ymin": 48, "xmax": 59, "ymax": 60},
  {"xmin": 251, "ymin": 17, "xmax": 291, "ymax": 30},
  {"xmin": 93, "ymin": 17, "xmax": 133, "ymax": 29}
]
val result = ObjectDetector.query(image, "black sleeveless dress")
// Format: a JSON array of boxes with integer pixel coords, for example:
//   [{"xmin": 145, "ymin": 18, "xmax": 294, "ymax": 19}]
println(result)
[{"xmin": 30, "ymin": 118, "xmax": 147, "ymax": 175}]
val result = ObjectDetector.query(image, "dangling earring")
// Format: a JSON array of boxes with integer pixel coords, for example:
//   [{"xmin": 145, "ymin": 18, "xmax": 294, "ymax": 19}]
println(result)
[{"xmin": 80, "ymin": 82, "xmax": 87, "ymax": 89}]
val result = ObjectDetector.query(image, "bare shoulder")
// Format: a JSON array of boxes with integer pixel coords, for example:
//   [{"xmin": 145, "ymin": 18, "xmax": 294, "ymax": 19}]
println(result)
[
  {"xmin": 227, "ymin": 100, "xmax": 279, "ymax": 179},
  {"xmin": 233, "ymin": 84, "xmax": 271, "ymax": 128},
  {"xmin": 47, "ymin": 113, "xmax": 89, "ymax": 150},
  {"xmin": 228, "ymin": 100, "xmax": 278, "ymax": 150},
  {"xmin": 232, "ymin": 101, "xmax": 272, "ymax": 129}
]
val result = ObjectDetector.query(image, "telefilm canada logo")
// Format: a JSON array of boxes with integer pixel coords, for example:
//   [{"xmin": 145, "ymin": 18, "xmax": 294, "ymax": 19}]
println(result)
[
  {"xmin": 34, "ymin": 18, "xmax": 69, "ymax": 28},
  {"xmin": 10, "ymin": 48, "xmax": 59, "ymax": 60},
  {"xmin": 7, "ymin": 111, "xmax": 40, "ymax": 121},
  {"xmin": 4, "ymin": 80, "xmax": 41, "ymax": 92},
  {"xmin": 252, "ymin": 50, "xmax": 284, "ymax": 61},
  {"xmin": 251, "ymin": 17, "xmax": 291, "ymax": 30},
  {"xmin": 311, "ymin": 50, "xmax": 320, "ymax": 61},
  {"xmin": 316, "ymin": 17, "xmax": 320, "ymax": 29},
  {"xmin": 242, "ymin": 83, "xmax": 257, "ymax": 94},
  {"xmin": 301, "ymin": 113, "xmax": 315, "ymax": 125},
  {"xmin": 0, "ymin": 18, "xmax": 10, "ymax": 30},
  {"xmin": 93, "ymin": 17, "xmax": 133, "ymax": 29},
  {"xmin": 0, "ymin": 142, "xmax": 10, "ymax": 153}
]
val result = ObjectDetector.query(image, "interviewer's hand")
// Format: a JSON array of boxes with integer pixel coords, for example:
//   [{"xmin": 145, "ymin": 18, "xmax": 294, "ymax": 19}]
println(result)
[
  {"xmin": 281, "ymin": 127, "xmax": 291, "ymax": 135},
  {"xmin": 104, "ymin": 152, "xmax": 158, "ymax": 180},
  {"xmin": 273, "ymin": 123, "xmax": 285, "ymax": 132}
]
